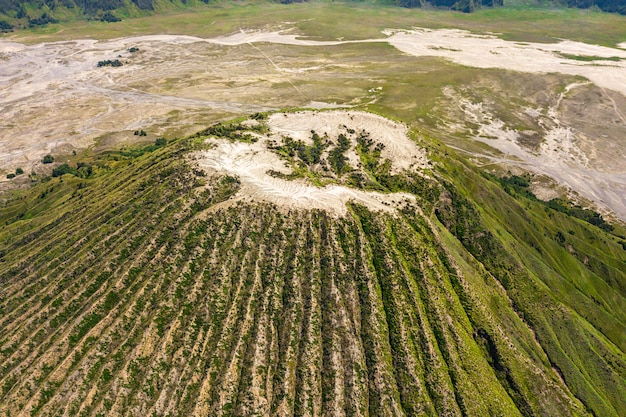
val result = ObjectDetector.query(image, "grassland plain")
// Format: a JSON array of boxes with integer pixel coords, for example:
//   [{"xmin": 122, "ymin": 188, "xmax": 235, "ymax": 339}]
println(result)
[
  {"xmin": 5, "ymin": 2, "xmax": 626, "ymax": 46},
  {"xmin": 0, "ymin": 112, "xmax": 625, "ymax": 416}
]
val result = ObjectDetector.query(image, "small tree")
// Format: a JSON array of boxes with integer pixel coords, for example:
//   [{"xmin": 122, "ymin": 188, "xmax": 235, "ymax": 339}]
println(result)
[
  {"xmin": 42, "ymin": 154, "xmax": 54, "ymax": 164},
  {"xmin": 0, "ymin": 20, "xmax": 14, "ymax": 32},
  {"xmin": 15, "ymin": 168, "xmax": 24, "ymax": 175},
  {"xmin": 100, "ymin": 12, "xmax": 121, "ymax": 23},
  {"xmin": 52, "ymin": 164, "xmax": 74, "ymax": 177}
]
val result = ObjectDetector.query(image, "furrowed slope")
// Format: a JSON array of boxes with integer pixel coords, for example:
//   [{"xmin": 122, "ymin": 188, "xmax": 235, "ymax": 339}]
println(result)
[{"xmin": 0, "ymin": 115, "xmax": 625, "ymax": 417}]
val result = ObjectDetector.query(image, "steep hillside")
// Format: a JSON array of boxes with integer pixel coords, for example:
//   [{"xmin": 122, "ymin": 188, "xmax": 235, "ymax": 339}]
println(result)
[
  {"xmin": 1, "ymin": 111, "xmax": 624, "ymax": 416},
  {"xmin": 0, "ymin": 0, "xmax": 203, "ymax": 29}
]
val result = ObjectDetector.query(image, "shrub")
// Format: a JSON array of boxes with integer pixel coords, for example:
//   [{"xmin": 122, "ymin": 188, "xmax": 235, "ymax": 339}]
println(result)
[
  {"xmin": 28, "ymin": 13, "xmax": 58, "ymax": 27},
  {"xmin": 6, "ymin": 173, "xmax": 15, "ymax": 179},
  {"xmin": 0, "ymin": 20, "xmax": 13, "ymax": 32},
  {"xmin": 52, "ymin": 164, "xmax": 75, "ymax": 177},
  {"xmin": 76, "ymin": 163, "xmax": 93, "ymax": 178},
  {"xmin": 42, "ymin": 154, "xmax": 54, "ymax": 164},
  {"xmin": 100, "ymin": 12, "xmax": 121, "ymax": 22},
  {"xmin": 15, "ymin": 168, "xmax": 24, "ymax": 175},
  {"xmin": 97, "ymin": 59, "xmax": 123, "ymax": 68}
]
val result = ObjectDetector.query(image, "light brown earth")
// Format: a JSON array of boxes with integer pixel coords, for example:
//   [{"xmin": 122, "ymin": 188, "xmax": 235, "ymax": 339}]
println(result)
[
  {"xmin": 440, "ymin": 80, "xmax": 626, "ymax": 220},
  {"xmin": 1, "ymin": 27, "xmax": 625, "ymax": 218},
  {"xmin": 194, "ymin": 111, "xmax": 425, "ymax": 215}
]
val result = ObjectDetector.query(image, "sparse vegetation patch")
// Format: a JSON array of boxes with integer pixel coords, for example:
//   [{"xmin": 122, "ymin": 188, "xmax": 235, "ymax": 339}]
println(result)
[
  {"xmin": 558, "ymin": 52, "xmax": 624, "ymax": 61},
  {"xmin": 97, "ymin": 59, "xmax": 123, "ymax": 67}
]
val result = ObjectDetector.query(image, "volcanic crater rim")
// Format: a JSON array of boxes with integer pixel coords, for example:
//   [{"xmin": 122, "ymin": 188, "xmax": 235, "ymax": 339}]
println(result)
[{"xmin": 194, "ymin": 110, "xmax": 429, "ymax": 215}]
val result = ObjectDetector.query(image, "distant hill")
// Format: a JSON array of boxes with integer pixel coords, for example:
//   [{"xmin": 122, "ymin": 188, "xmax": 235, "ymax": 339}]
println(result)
[
  {"xmin": 1, "ymin": 0, "xmax": 624, "ymax": 33},
  {"xmin": 0, "ymin": 0, "xmax": 210, "ymax": 31},
  {"xmin": 562, "ymin": 0, "xmax": 626, "ymax": 13}
]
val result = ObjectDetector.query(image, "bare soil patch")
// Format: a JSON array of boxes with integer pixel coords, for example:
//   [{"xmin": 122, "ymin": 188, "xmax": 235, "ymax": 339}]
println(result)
[
  {"xmin": 441, "ymin": 82, "xmax": 626, "ymax": 220},
  {"xmin": 194, "ymin": 111, "xmax": 424, "ymax": 215}
]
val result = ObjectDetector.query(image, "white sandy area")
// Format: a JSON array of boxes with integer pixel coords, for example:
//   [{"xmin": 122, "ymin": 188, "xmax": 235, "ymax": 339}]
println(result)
[
  {"xmin": 267, "ymin": 110, "xmax": 429, "ymax": 174},
  {"xmin": 157, "ymin": 28, "xmax": 626, "ymax": 95},
  {"xmin": 384, "ymin": 28, "xmax": 626, "ymax": 97},
  {"xmin": 185, "ymin": 29, "xmax": 621, "ymax": 96},
  {"xmin": 479, "ymin": 132, "xmax": 626, "ymax": 219},
  {"xmin": 448, "ymin": 87, "xmax": 626, "ymax": 219},
  {"xmin": 195, "ymin": 111, "xmax": 422, "ymax": 215},
  {"xmin": 4, "ymin": 27, "xmax": 625, "ymax": 99},
  {"xmin": 1, "ymin": 27, "xmax": 625, "ymax": 217}
]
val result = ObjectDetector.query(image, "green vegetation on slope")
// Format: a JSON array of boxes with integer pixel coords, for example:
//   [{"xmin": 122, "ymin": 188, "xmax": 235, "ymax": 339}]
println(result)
[
  {"xmin": 2, "ymin": 0, "xmax": 625, "ymax": 38},
  {"xmin": 0, "ymin": 0, "xmax": 508, "ymax": 33},
  {"xmin": 4, "ymin": 2, "xmax": 626, "ymax": 48},
  {"xmin": 0, "ymin": 117, "xmax": 624, "ymax": 416}
]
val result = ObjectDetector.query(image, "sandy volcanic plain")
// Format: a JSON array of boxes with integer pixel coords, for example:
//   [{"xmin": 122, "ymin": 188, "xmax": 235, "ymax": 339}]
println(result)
[{"xmin": 1, "ymin": 27, "xmax": 625, "ymax": 218}]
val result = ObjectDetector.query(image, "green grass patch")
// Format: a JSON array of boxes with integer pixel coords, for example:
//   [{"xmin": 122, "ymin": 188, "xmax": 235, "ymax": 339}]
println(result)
[
  {"xmin": 5, "ymin": 2, "xmax": 626, "ymax": 47},
  {"xmin": 558, "ymin": 52, "xmax": 624, "ymax": 62}
]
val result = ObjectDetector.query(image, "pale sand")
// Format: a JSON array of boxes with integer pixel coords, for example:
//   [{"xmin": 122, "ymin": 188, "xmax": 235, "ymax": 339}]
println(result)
[
  {"xmin": 194, "ymin": 111, "xmax": 422, "ymax": 215},
  {"xmin": 1, "ymin": 27, "xmax": 625, "ymax": 217}
]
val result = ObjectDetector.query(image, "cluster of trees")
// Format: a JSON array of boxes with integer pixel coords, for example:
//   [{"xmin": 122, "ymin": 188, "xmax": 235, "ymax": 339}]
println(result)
[
  {"xmin": 0, "ymin": 19, "xmax": 12, "ymax": 31},
  {"xmin": 6, "ymin": 167, "xmax": 24, "ymax": 179},
  {"xmin": 271, "ymin": 132, "xmax": 328, "ymax": 165},
  {"xmin": 328, "ymin": 133, "xmax": 351, "ymax": 175},
  {"xmin": 496, "ymin": 174, "xmax": 614, "ymax": 232},
  {"xmin": 393, "ymin": 0, "xmax": 503, "ymax": 12},
  {"xmin": 281, "ymin": 0, "xmax": 622, "ymax": 12},
  {"xmin": 131, "ymin": 0, "xmax": 154, "ymax": 10},
  {"xmin": 52, "ymin": 162, "xmax": 93, "ymax": 178},
  {"xmin": 198, "ymin": 121, "xmax": 264, "ymax": 143},
  {"xmin": 28, "ymin": 11, "xmax": 57, "ymax": 26},
  {"xmin": 97, "ymin": 59, "xmax": 123, "ymax": 67},
  {"xmin": 564, "ymin": 0, "xmax": 626, "ymax": 13},
  {"xmin": 278, "ymin": 0, "xmax": 503, "ymax": 11},
  {"xmin": 0, "ymin": 0, "xmax": 125, "ymax": 26},
  {"xmin": 100, "ymin": 11, "xmax": 120, "ymax": 22}
]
